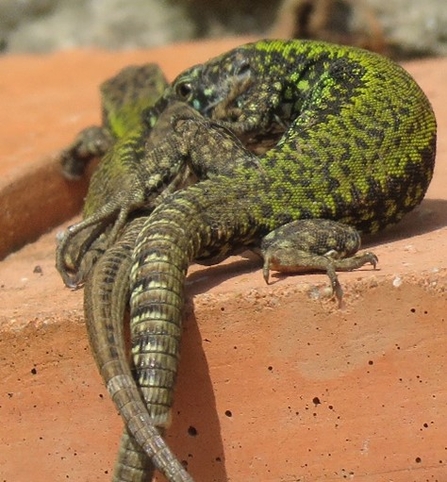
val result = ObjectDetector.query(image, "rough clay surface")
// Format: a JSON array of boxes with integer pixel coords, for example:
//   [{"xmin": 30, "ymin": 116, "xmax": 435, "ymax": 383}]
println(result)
[{"xmin": 0, "ymin": 39, "xmax": 447, "ymax": 482}]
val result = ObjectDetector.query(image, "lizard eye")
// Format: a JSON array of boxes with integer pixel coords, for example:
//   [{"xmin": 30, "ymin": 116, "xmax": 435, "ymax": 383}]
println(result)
[{"xmin": 175, "ymin": 81, "xmax": 192, "ymax": 100}]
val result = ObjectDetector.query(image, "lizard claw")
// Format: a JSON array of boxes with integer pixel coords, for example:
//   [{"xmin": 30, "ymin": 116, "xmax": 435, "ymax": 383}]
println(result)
[
  {"xmin": 63, "ymin": 271, "xmax": 84, "ymax": 290},
  {"xmin": 364, "ymin": 252, "xmax": 379, "ymax": 269}
]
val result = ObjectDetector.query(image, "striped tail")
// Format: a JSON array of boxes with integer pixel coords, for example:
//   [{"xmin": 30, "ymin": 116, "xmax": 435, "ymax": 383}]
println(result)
[{"xmin": 84, "ymin": 216, "xmax": 193, "ymax": 482}]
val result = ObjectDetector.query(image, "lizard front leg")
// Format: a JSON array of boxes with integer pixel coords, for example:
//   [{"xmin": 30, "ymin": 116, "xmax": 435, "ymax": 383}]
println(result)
[{"xmin": 61, "ymin": 125, "xmax": 114, "ymax": 180}]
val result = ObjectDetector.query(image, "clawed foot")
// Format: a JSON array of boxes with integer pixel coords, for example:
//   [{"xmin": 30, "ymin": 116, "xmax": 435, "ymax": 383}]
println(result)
[
  {"xmin": 260, "ymin": 219, "xmax": 379, "ymax": 306},
  {"xmin": 263, "ymin": 249, "xmax": 378, "ymax": 306},
  {"xmin": 56, "ymin": 220, "xmax": 113, "ymax": 289},
  {"xmin": 324, "ymin": 251, "xmax": 378, "ymax": 306}
]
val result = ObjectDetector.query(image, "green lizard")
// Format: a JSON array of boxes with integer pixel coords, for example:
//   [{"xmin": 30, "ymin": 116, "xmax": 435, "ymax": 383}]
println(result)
[{"xmin": 126, "ymin": 39, "xmax": 436, "ymax": 479}]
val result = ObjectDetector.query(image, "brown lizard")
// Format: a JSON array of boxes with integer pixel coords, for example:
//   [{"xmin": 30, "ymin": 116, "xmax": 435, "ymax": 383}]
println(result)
[{"xmin": 59, "ymin": 65, "xmax": 197, "ymax": 480}]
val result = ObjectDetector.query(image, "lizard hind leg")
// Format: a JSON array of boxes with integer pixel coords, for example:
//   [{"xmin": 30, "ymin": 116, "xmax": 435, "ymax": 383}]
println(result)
[{"xmin": 260, "ymin": 219, "xmax": 378, "ymax": 305}]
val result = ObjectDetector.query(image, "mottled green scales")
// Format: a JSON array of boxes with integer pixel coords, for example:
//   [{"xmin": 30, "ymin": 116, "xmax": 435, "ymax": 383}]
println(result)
[{"xmin": 57, "ymin": 63, "xmax": 169, "ymax": 285}]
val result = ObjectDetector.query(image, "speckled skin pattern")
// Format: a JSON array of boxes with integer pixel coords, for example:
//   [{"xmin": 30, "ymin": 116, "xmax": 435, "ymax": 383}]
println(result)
[
  {"xmin": 57, "ymin": 64, "xmax": 169, "ymax": 285},
  {"xmin": 164, "ymin": 39, "xmax": 436, "ymax": 235}
]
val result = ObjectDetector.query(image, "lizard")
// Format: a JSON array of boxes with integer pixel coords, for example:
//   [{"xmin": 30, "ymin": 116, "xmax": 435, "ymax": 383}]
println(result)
[
  {"xmin": 58, "ymin": 64, "xmax": 199, "ymax": 480},
  {"xmin": 124, "ymin": 39, "xmax": 436, "ymax": 479},
  {"xmin": 57, "ymin": 63, "xmax": 169, "ymax": 287}
]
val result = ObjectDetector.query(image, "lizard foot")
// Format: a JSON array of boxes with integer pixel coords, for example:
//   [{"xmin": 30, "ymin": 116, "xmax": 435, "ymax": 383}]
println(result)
[{"xmin": 260, "ymin": 219, "xmax": 378, "ymax": 305}]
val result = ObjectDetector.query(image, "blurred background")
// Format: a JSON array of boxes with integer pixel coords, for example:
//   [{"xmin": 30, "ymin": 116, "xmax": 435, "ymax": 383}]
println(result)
[{"xmin": 0, "ymin": 0, "xmax": 446, "ymax": 59}]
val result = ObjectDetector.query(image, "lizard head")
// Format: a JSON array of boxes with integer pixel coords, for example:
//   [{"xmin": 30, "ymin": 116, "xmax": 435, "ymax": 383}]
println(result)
[{"xmin": 166, "ymin": 47, "xmax": 257, "ymax": 118}]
